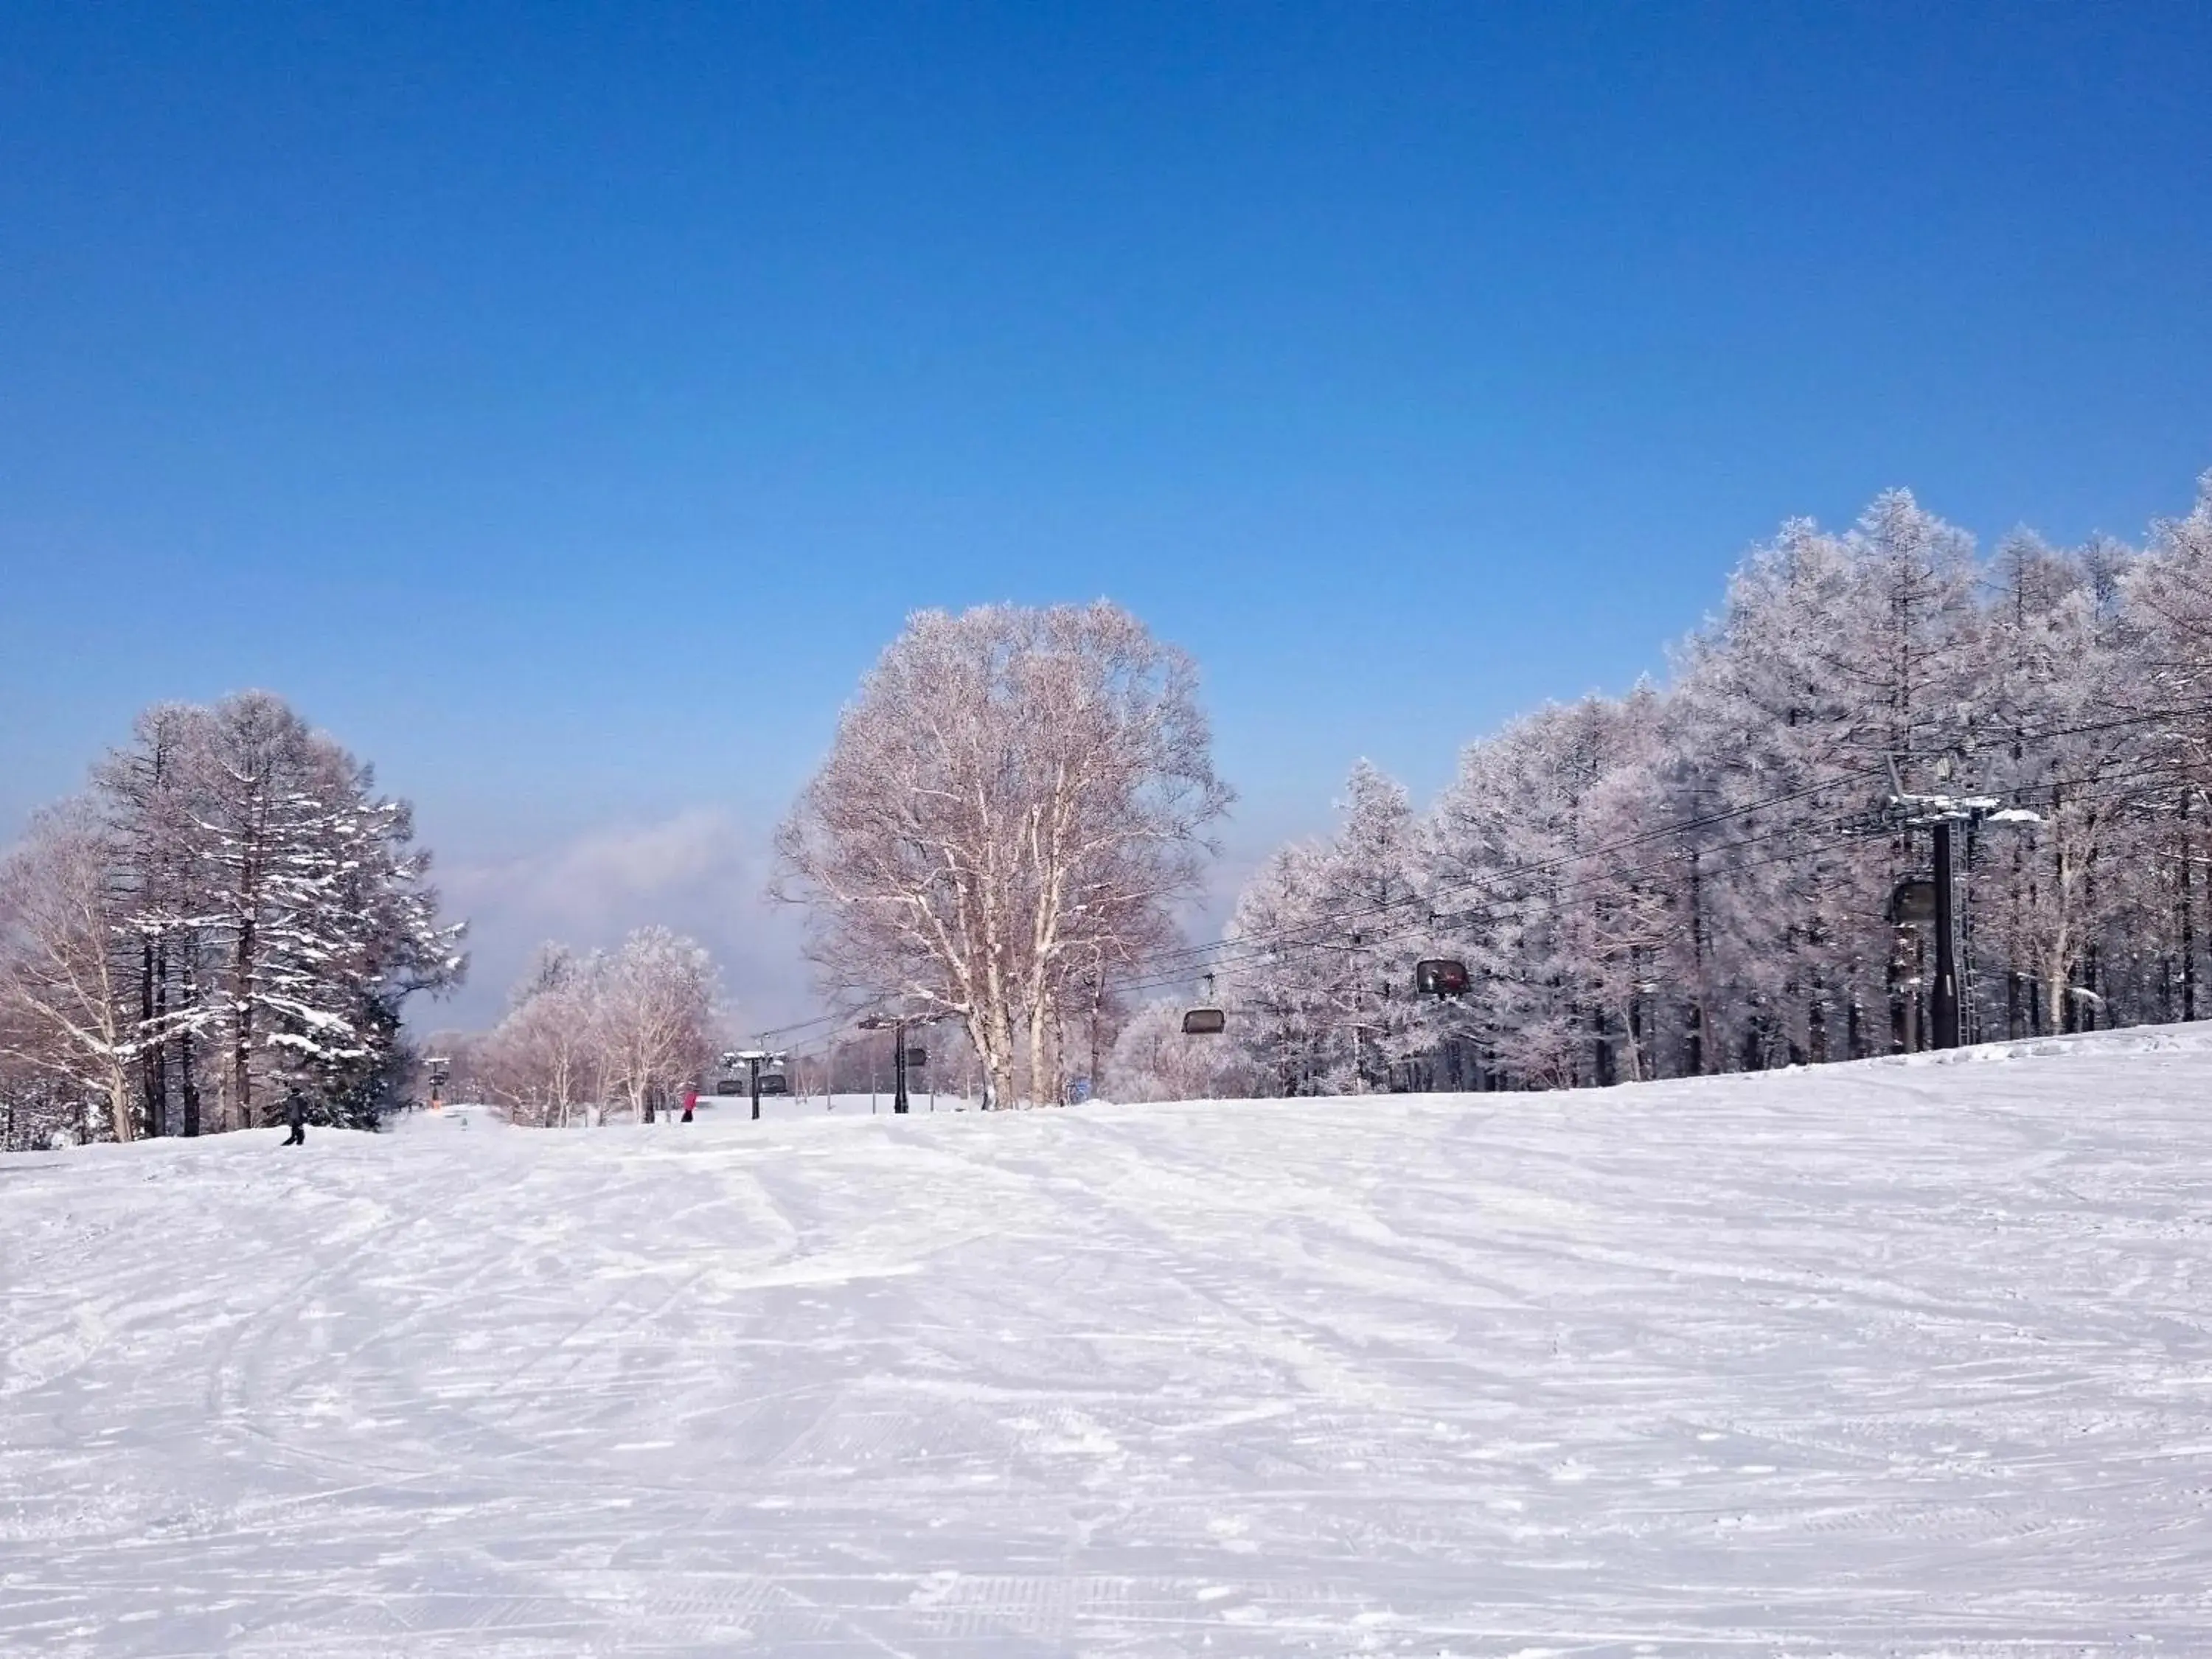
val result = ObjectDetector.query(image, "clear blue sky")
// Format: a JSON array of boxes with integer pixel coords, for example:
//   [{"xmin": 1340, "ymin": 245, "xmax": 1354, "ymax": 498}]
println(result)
[{"xmin": 4, "ymin": 2, "xmax": 2208, "ymax": 1026}]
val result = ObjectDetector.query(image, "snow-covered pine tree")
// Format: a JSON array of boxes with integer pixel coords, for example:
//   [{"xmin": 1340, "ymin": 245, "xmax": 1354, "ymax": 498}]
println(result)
[
  {"xmin": 2114, "ymin": 478, "xmax": 2212, "ymax": 1023},
  {"xmin": 1217, "ymin": 762, "xmax": 1433, "ymax": 1096},
  {"xmin": 1668, "ymin": 494, "xmax": 1982, "ymax": 1065},
  {"xmin": 1216, "ymin": 477, "xmax": 2212, "ymax": 1100}
]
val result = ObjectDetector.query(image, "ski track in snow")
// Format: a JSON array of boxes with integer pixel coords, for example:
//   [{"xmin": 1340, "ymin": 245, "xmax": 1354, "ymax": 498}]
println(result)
[{"xmin": 4, "ymin": 1030, "xmax": 2212, "ymax": 1655}]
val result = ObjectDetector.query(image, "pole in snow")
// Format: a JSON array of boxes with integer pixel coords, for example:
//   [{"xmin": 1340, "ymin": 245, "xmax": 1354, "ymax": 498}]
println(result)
[{"xmin": 1932, "ymin": 818, "xmax": 1961, "ymax": 1050}]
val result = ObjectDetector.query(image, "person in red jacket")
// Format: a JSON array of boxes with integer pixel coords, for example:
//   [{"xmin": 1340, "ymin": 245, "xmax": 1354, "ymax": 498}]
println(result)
[{"xmin": 681, "ymin": 1086, "xmax": 698, "ymax": 1123}]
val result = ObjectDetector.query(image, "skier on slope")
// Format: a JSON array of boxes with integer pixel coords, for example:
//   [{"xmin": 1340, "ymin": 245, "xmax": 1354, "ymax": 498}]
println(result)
[
  {"xmin": 681, "ymin": 1086, "xmax": 698, "ymax": 1123},
  {"xmin": 281, "ymin": 1088, "xmax": 307, "ymax": 1147}
]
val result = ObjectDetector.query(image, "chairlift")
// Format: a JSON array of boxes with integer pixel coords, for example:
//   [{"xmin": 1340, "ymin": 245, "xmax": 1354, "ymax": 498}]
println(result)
[
  {"xmin": 1183, "ymin": 973, "xmax": 1227, "ymax": 1036},
  {"xmin": 1413, "ymin": 958, "xmax": 1471, "ymax": 998}
]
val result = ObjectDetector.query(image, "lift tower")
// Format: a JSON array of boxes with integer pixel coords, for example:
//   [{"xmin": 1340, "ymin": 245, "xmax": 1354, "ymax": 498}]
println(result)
[{"xmin": 1887, "ymin": 758, "xmax": 2039, "ymax": 1050}]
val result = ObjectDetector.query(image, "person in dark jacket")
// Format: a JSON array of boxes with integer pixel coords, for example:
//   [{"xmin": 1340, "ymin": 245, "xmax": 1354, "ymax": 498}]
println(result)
[{"xmin": 282, "ymin": 1089, "xmax": 307, "ymax": 1146}]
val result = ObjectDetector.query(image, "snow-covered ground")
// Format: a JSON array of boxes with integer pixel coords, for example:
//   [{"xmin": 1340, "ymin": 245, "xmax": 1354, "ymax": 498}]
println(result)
[{"xmin": 7, "ymin": 1032, "xmax": 2212, "ymax": 1656}]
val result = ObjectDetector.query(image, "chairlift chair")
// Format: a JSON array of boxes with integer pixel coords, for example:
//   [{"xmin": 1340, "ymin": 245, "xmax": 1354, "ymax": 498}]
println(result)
[
  {"xmin": 1414, "ymin": 958, "xmax": 1471, "ymax": 998},
  {"xmin": 1183, "ymin": 973, "xmax": 1227, "ymax": 1036}
]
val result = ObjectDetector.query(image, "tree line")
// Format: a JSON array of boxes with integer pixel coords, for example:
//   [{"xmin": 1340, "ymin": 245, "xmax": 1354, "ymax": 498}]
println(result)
[
  {"xmin": 14, "ymin": 476, "xmax": 2208, "ymax": 1133},
  {"xmin": 0, "ymin": 693, "xmax": 463, "ymax": 1149},
  {"xmin": 1105, "ymin": 476, "xmax": 2212, "ymax": 1100}
]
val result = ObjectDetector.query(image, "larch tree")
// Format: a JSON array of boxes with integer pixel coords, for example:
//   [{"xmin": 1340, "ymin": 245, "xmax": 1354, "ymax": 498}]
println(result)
[
  {"xmin": 94, "ymin": 703, "xmax": 207, "ymax": 1138},
  {"xmin": 1, "ymin": 691, "xmax": 464, "ymax": 1143},
  {"xmin": 1213, "ymin": 474, "xmax": 2212, "ymax": 1102},
  {"xmin": 1220, "ymin": 840, "xmax": 1335, "ymax": 1095}
]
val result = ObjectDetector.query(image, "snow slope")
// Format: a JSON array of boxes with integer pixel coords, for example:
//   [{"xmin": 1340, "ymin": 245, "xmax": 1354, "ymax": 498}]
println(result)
[{"xmin": 6, "ymin": 1031, "xmax": 2212, "ymax": 1657}]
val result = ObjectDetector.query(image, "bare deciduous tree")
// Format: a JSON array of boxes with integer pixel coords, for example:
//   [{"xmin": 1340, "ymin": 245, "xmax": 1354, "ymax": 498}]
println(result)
[
  {"xmin": 0, "ymin": 801, "xmax": 137, "ymax": 1141},
  {"xmin": 774, "ymin": 602, "xmax": 1231, "ymax": 1107},
  {"xmin": 596, "ymin": 927, "xmax": 719, "ymax": 1124},
  {"xmin": 481, "ymin": 930, "xmax": 720, "ymax": 1126}
]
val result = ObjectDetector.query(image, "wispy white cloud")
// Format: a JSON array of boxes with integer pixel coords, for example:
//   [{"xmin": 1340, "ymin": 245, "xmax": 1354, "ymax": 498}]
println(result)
[
  {"xmin": 424, "ymin": 806, "xmax": 1262, "ymax": 1040},
  {"xmin": 431, "ymin": 809, "xmax": 813, "ymax": 1035}
]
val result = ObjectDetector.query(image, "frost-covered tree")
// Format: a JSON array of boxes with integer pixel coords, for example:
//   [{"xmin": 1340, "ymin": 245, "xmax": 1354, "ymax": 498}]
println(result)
[
  {"xmin": 2112, "ymin": 477, "xmax": 2212, "ymax": 1023},
  {"xmin": 595, "ymin": 927, "xmax": 720, "ymax": 1124},
  {"xmin": 1669, "ymin": 495, "xmax": 1983, "ymax": 1068},
  {"xmin": 1972, "ymin": 535, "xmax": 2143, "ymax": 1034},
  {"xmin": 0, "ymin": 801, "xmax": 137, "ymax": 1142},
  {"xmin": 1220, "ymin": 762, "xmax": 1440, "ymax": 1094},
  {"xmin": 1220, "ymin": 841, "xmax": 1334, "ymax": 1095},
  {"xmin": 774, "ymin": 602, "xmax": 1230, "ymax": 1107},
  {"xmin": 1215, "ymin": 474, "xmax": 2212, "ymax": 1101},
  {"xmin": 482, "ymin": 945, "xmax": 597, "ymax": 1127},
  {"xmin": 94, "ymin": 703, "xmax": 207, "ymax": 1137},
  {"xmin": 1, "ymin": 692, "xmax": 464, "ymax": 1143},
  {"xmin": 1422, "ymin": 695, "xmax": 1669, "ymax": 1090},
  {"xmin": 172, "ymin": 694, "xmax": 463, "ymax": 1130},
  {"xmin": 1105, "ymin": 998, "xmax": 1262, "ymax": 1103},
  {"xmin": 483, "ymin": 931, "xmax": 721, "ymax": 1127}
]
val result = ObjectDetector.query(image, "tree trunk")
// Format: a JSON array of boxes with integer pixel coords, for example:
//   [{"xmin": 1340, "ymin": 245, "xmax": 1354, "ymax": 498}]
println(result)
[
  {"xmin": 2183, "ymin": 790, "xmax": 2197, "ymax": 1023},
  {"xmin": 140, "ymin": 939, "xmax": 166, "ymax": 1138},
  {"xmin": 234, "ymin": 915, "xmax": 257, "ymax": 1130},
  {"xmin": 179, "ymin": 1022, "xmax": 201, "ymax": 1137},
  {"xmin": 968, "ymin": 1003, "xmax": 1018, "ymax": 1111}
]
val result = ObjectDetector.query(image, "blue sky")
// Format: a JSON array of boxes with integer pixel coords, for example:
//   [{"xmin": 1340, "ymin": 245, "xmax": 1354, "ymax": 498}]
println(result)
[{"xmin": 4, "ymin": 2, "xmax": 2208, "ymax": 1028}]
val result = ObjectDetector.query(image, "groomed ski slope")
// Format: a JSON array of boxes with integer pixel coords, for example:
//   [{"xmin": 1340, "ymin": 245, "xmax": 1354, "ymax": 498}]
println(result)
[{"xmin": 6, "ymin": 1033, "xmax": 2212, "ymax": 1657}]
